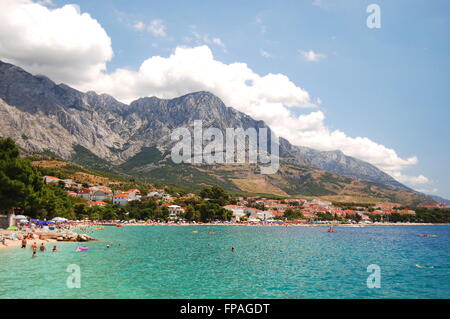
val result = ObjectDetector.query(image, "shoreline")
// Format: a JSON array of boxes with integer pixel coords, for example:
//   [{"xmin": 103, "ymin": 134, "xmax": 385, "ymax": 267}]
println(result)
[
  {"xmin": 0, "ymin": 229, "xmax": 95, "ymax": 251},
  {"xmin": 86, "ymin": 222, "xmax": 449, "ymax": 227}
]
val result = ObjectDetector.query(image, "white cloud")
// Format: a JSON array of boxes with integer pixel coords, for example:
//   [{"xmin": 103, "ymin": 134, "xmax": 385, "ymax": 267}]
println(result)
[
  {"xmin": 133, "ymin": 19, "xmax": 167, "ymax": 37},
  {"xmin": 35, "ymin": 0, "xmax": 53, "ymax": 6},
  {"xmin": 0, "ymin": 0, "xmax": 113, "ymax": 85},
  {"xmin": 300, "ymin": 50, "xmax": 327, "ymax": 62},
  {"xmin": 388, "ymin": 172, "xmax": 430, "ymax": 187},
  {"xmin": 0, "ymin": 1, "xmax": 431, "ymax": 191},
  {"xmin": 147, "ymin": 19, "xmax": 167, "ymax": 37},
  {"xmin": 82, "ymin": 45, "xmax": 311, "ymax": 108}
]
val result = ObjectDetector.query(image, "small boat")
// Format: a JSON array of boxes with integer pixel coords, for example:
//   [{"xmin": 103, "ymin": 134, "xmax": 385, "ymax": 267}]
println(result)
[
  {"xmin": 115, "ymin": 224, "xmax": 124, "ymax": 228},
  {"xmin": 419, "ymin": 234, "xmax": 438, "ymax": 238},
  {"xmin": 327, "ymin": 226, "xmax": 335, "ymax": 233},
  {"xmin": 95, "ymin": 227, "xmax": 104, "ymax": 230},
  {"xmin": 76, "ymin": 246, "xmax": 89, "ymax": 252}
]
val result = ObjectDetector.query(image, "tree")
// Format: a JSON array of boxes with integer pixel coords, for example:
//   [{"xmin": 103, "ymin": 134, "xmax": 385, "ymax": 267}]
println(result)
[
  {"xmin": 199, "ymin": 185, "xmax": 230, "ymax": 206},
  {"xmin": 184, "ymin": 205, "xmax": 200, "ymax": 221},
  {"xmin": 198, "ymin": 201, "xmax": 232, "ymax": 222},
  {"xmin": 0, "ymin": 138, "xmax": 43, "ymax": 222},
  {"xmin": 284, "ymin": 209, "xmax": 304, "ymax": 220}
]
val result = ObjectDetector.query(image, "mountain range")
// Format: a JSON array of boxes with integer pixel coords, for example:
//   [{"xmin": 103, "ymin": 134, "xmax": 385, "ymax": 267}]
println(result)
[{"xmin": 0, "ymin": 60, "xmax": 433, "ymax": 205}]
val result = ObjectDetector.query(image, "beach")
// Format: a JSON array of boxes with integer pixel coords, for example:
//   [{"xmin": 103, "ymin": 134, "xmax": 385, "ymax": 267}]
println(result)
[{"xmin": 0, "ymin": 228, "xmax": 94, "ymax": 251}]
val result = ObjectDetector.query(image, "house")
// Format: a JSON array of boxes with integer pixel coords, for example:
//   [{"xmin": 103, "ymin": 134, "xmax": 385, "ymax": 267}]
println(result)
[
  {"xmin": 224, "ymin": 205, "xmax": 246, "ymax": 221},
  {"xmin": 88, "ymin": 201, "xmax": 107, "ymax": 207},
  {"xmin": 77, "ymin": 188, "xmax": 93, "ymax": 201},
  {"xmin": 147, "ymin": 189, "xmax": 171, "ymax": 201},
  {"xmin": 113, "ymin": 194, "xmax": 133, "ymax": 206},
  {"xmin": 244, "ymin": 208, "xmax": 273, "ymax": 221},
  {"xmin": 125, "ymin": 189, "xmax": 141, "ymax": 200},
  {"xmin": 167, "ymin": 205, "xmax": 185, "ymax": 220},
  {"xmin": 92, "ymin": 189, "xmax": 113, "ymax": 201},
  {"xmin": 43, "ymin": 176, "xmax": 61, "ymax": 184}
]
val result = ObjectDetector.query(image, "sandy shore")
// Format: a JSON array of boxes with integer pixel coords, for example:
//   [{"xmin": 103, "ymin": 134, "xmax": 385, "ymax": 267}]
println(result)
[
  {"xmin": 0, "ymin": 238, "xmax": 57, "ymax": 250},
  {"xmin": 0, "ymin": 228, "xmax": 93, "ymax": 251}
]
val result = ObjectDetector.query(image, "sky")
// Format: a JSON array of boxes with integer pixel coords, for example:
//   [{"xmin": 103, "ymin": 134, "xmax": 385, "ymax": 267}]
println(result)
[{"xmin": 0, "ymin": 0, "xmax": 449, "ymax": 198}]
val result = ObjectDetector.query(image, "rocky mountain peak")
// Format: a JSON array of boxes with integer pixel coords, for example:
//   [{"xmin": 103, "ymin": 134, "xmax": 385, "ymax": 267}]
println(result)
[{"xmin": 0, "ymin": 60, "xmax": 410, "ymax": 191}]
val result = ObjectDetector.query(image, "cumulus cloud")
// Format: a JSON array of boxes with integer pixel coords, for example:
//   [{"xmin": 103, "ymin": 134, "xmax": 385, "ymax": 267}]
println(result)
[
  {"xmin": 0, "ymin": 0, "xmax": 431, "ymax": 191},
  {"xmin": 300, "ymin": 50, "xmax": 327, "ymax": 62},
  {"xmin": 388, "ymin": 172, "xmax": 430, "ymax": 187},
  {"xmin": 0, "ymin": 0, "xmax": 113, "ymax": 85},
  {"xmin": 35, "ymin": 0, "xmax": 53, "ymax": 6}
]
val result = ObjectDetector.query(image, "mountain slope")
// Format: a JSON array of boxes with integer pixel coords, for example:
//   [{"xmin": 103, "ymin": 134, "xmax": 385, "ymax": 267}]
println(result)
[{"xmin": 0, "ymin": 60, "xmax": 432, "ymax": 204}]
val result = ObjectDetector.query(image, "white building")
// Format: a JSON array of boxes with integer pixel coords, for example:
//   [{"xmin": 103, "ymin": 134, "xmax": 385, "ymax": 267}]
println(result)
[
  {"xmin": 77, "ymin": 189, "xmax": 92, "ymax": 201},
  {"xmin": 167, "ymin": 205, "xmax": 185, "ymax": 220},
  {"xmin": 126, "ymin": 189, "xmax": 141, "ymax": 200},
  {"xmin": 224, "ymin": 205, "xmax": 246, "ymax": 221},
  {"xmin": 113, "ymin": 194, "xmax": 133, "ymax": 206},
  {"xmin": 92, "ymin": 190, "xmax": 113, "ymax": 201},
  {"xmin": 244, "ymin": 208, "xmax": 274, "ymax": 221}
]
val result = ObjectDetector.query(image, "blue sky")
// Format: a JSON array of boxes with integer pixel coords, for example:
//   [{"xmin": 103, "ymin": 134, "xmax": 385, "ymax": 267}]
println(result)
[{"xmin": 3, "ymin": 0, "xmax": 449, "ymax": 198}]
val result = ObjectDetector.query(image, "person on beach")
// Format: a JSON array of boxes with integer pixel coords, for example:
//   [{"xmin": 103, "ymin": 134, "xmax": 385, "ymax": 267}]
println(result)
[
  {"xmin": 1, "ymin": 236, "xmax": 8, "ymax": 246},
  {"xmin": 39, "ymin": 243, "xmax": 46, "ymax": 251},
  {"xmin": 31, "ymin": 242, "xmax": 37, "ymax": 252},
  {"xmin": 21, "ymin": 238, "xmax": 27, "ymax": 248},
  {"xmin": 52, "ymin": 246, "xmax": 58, "ymax": 252}
]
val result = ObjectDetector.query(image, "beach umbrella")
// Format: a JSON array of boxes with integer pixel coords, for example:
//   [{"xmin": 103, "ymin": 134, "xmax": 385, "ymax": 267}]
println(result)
[
  {"xmin": 6, "ymin": 226, "xmax": 19, "ymax": 230},
  {"xmin": 52, "ymin": 217, "xmax": 68, "ymax": 222},
  {"xmin": 14, "ymin": 215, "xmax": 27, "ymax": 220}
]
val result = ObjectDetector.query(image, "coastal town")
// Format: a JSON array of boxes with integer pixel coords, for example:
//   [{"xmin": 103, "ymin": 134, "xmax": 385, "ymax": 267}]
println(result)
[
  {"xmin": 2, "ymin": 171, "xmax": 449, "ymax": 252},
  {"xmin": 11, "ymin": 175, "xmax": 450, "ymax": 225}
]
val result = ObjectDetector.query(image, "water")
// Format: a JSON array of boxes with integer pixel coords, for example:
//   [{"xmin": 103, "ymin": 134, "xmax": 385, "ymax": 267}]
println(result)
[{"xmin": 1, "ymin": 225, "xmax": 449, "ymax": 298}]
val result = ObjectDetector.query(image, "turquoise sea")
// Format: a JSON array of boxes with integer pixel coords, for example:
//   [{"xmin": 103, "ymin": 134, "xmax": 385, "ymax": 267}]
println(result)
[{"xmin": 1, "ymin": 225, "xmax": 449, "ymax": 299}]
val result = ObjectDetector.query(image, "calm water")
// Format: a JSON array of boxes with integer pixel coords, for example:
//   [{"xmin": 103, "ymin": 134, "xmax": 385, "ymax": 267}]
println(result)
[{"xmin": 1, "ymin": 225, "xmax": 449, "ymax": 299}]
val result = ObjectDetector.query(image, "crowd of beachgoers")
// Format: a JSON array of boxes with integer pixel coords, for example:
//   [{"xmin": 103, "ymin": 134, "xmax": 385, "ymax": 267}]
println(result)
[{"xmin": 0, "ymin": 221, "xmax": 94, "ymax": 253}]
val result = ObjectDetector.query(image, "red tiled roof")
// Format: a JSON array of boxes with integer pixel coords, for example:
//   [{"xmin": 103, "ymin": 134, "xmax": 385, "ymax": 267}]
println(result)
[{"xmin": 114, "ymin": 194, "xmax": 130, "ymax": 198}]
